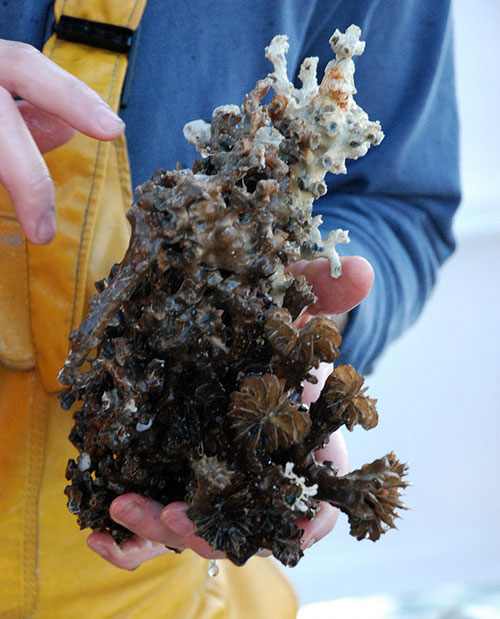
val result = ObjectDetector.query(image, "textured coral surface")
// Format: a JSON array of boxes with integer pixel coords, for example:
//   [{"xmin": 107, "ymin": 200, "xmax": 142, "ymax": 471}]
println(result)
[{"xmin": 59, "ymin": 26, "xmax": 408, "ymax": 567}]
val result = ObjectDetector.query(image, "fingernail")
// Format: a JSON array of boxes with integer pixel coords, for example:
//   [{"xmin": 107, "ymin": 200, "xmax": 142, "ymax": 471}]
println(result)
[
  {"xmin": 115, "ymin": 501, "xmax": 144, "ymax": 526},
  {"xmin": 302, "ymin": 537, "xmax": 316, "ymax": 550},
  {"xmin": 162, "ymin": 509, "xmax": 196, "ymax": 537},
  {"xmin": 96, "ymin": 106, "xmax": 125, "ymax": 133},
  {"xmin": 36, "ymin": 209, "xmax": 56, "ymax": 243}
]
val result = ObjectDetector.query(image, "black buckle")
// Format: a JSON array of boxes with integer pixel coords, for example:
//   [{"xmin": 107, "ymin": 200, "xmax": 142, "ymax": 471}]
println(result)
[
  {"xmin": 54, "ymin": 16, "xmax": 134, "ymax": 54},
  {"xmin": 44, "ymin": 4, "xmax": 141, "ymax": 108}
]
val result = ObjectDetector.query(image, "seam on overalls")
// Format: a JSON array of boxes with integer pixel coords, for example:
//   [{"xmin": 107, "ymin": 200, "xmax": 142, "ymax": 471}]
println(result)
[
  {"xmin": 70, "ymin": 138, "xmax": 105, "ymax": 331},
  {"xmin": 24, "ymin": 242, "xmax": 35, "ymax": 376},
  {"xmin": 0, "ymin": 212, "xmax": 16, "ymax": 220},
  {"xmin": 127, "ymin": 0, "xmax": 143, "ymax": 27},
  {"xmin": 0, "ymin": 213, "xmax": 34, "ymax": 369},
  {"xmin": 70, "ymin": 0, "xmax": 141, "ymax": 331},
  {"xmin": 19, "ymin": 235, "xmax": 34, "ymax": 369},
  {"xmin": 114, "ymin": 138, "xmax": 133, "ymax": 212},
  {"xmin": 21, "ymin": 374, "xmax": 48, "ymax": 618}
]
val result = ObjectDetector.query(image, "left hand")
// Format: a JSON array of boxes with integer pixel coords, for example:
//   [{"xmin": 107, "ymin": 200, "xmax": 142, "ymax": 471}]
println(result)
[{"xmin": 87, "ymin": 255, "xmax": 374, "ymax": 569}]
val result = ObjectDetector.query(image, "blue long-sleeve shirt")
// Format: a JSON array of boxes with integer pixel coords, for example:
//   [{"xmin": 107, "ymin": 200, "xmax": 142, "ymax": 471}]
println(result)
[{"xmin": 1, "ymin": 0, "xmax": 461, "ymax": 373}]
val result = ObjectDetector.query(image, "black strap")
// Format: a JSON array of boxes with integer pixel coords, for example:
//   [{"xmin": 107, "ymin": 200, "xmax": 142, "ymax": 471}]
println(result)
[
  {"xmin": 44, "ymin": 3, "xmax": 142, "ymax": 108},
  {"xmin": 54, "ymin": 15, "xmax": 134, "ymax": 54}
]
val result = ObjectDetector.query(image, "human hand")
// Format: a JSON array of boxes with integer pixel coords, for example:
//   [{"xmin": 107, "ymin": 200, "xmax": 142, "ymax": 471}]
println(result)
[
  {"xmin": 87, "ymin": 430, "xmax": 349, "ymax": 569},
  {"xmin": 0, "ymin": 39, "xmax": 125, "ymax": 244},
  {"xmin": 87, "ymin": 254, "xmax": 373, "ymax": 568},
  {"xmin": 87, "ymin": 496, "xmax": 224, "ymax": 570}
]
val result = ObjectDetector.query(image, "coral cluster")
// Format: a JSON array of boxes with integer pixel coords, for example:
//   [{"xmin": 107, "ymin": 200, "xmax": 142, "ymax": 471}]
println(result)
[{"xmin": 59, "ymin": 26, "xmax": 408, "ymax": 567}]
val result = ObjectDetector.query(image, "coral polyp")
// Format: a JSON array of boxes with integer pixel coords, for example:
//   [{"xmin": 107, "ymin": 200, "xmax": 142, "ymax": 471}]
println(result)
[{"xmin": 59, "ymin": 26, "xmax": 408, "ymax": 567}]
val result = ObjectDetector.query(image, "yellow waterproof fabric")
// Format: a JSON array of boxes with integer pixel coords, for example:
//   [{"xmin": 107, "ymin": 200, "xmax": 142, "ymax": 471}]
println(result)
[{"xmin": 0, "ymin": 0, "xmax": 298, "ymax": 617}]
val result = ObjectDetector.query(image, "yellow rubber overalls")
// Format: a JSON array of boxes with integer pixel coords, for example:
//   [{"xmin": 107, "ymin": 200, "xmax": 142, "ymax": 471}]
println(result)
[{"xmin": 0, "ymin": 1, "xmax": 298, "ymax": 616}]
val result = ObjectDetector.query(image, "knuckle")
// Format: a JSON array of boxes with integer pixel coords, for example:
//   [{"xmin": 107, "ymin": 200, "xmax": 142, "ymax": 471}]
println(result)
[
  {"xmin": 24, "ymin": 167, "xmax": 53, "ymax": 200},
  {"xmin": 0, "ymin": 41, "xmax": 40, "ymax": 67}
]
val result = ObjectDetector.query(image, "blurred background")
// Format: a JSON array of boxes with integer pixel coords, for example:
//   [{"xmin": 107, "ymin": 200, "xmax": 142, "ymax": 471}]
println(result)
[{"xmin": 289, "ymin": 0, "xmax": 500, "ymax": 616}]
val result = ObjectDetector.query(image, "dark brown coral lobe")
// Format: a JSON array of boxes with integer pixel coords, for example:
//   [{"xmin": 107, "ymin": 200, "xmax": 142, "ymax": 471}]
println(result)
[{"xmin": 60, "ymin": 26, "xmax": 407, "ymax": 567}]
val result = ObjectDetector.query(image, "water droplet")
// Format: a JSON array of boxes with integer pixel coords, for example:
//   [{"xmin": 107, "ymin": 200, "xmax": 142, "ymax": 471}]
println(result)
[{"xmin": 208, "ymin": 559, "xmax": 219, "ymax": 577}]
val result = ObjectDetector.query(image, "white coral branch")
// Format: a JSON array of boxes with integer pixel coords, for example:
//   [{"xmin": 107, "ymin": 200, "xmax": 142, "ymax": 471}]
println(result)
[{"xmin": 284, "ymin": 462, "xmax": 318, "ymax": 513}]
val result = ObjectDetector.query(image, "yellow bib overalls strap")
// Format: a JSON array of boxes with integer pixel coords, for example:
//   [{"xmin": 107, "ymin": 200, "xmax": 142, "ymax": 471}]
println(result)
[{"xmin": 0, "ymin": 2, "xmax": 298, "ymax": 616}]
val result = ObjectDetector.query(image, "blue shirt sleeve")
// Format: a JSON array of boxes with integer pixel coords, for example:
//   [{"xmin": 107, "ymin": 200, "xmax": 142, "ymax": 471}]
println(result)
[{"xmin": 300, "ymin": 0, "xmax": 461, "ymax": 372}]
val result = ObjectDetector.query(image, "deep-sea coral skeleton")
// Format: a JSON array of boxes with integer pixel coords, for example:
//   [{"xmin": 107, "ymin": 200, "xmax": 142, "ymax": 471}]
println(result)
[{"xmin": 59, "ymin": 25, "xmax": 408, "ymax": 567}]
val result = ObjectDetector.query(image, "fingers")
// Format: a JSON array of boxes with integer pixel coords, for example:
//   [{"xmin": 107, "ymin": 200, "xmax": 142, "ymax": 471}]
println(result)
[
  {"xmin": 293, "ymin": 255, "xmax": 374, "ymax": 316},
  {"xmin": 0, "ymin": 40, "xmax": 125, "ymax": 140},
  {"xmin": 110, "ymin": 494, "xmax": 181, "ymax": 546},
  {"xmin": 298, "ymin": 430, "xmax": 350, "ymax": 549},
  {"xmin": 0, "ymin": 87, "xmax": 56, "ymax": 243},
  {"xmin": 100, "ymin": 494, "xmax": 223, "ymax": 569},
  {"xmin": 17, "ymin": 100, "xmax": 75, "ymax": 154},
  {"xmin": 88, "ymin": 531, "xmax": 170, "ymax": 571},
  {"xmin": 0, "ymin": 40, "xmax": 125, "ymax": 244},
  {"xmin": 316, "ymin": 429, "xmax": 350, "ymax": 476},
  {"xmin": 297, "ymin": 501, "xmax": 339, "ymax": 549},
  {"xmin": 161, "ymin": 503, "xmax": 224, "ymax": 559},
  {"xmin": 302, "ymin": 362, "xmax": 333, "ymax": 405}
]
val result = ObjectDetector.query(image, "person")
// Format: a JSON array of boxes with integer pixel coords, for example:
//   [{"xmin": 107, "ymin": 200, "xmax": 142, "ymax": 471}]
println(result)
[{"xmin": 0, "ymin": 1, "xmax": 460, "ymax": 617}]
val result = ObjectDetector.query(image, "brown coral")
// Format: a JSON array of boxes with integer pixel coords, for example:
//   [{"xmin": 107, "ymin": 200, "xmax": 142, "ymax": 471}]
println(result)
[
  {"xmin": 229, "ymin": 374, "xmax": 310, "ymax": 451},
  {"xmin": 313, "ymin": 452, "xmax": 409, "ymax": 541},
  {"xmin": 59, "ymin": 26, "xmax": 406, "ymax": 567}
]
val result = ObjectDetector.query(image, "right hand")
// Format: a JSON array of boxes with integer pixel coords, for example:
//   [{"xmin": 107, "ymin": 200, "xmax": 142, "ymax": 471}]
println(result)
[{"xmin": 0, "ymin": 39, "xmax": 125, "ymax": 244}]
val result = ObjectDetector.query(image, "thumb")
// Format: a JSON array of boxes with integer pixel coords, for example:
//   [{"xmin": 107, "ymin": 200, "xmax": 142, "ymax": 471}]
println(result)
[
  {"xmin": 294, "ymin": 255, "xmax": 374, "ymax": 316},
  {"xmin": 17, "ymin": 100, "xmax": 75, "ymax": 154}
]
